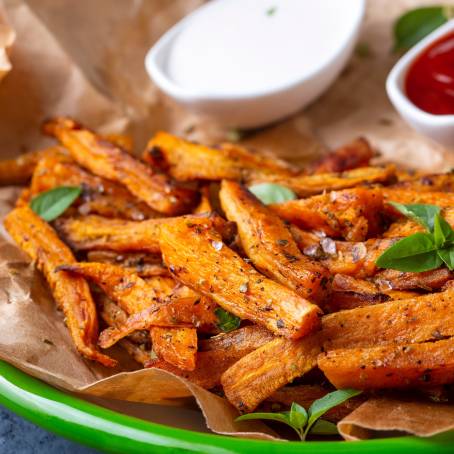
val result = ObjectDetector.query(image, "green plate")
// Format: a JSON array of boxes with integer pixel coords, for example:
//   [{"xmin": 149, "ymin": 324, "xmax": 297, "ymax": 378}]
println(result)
[{"xmin": 0, "ymin": 360, "xmax": 453, "ymax": 453}]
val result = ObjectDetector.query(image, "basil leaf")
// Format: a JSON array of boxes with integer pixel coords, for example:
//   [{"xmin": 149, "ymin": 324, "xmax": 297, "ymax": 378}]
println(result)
[
  {"xmin": 214, "ymin": 308, "xmax": 241, "ymax": 332},
  {"xmin": 289, "ymin": 402, "xmax": 307, "ymax": 430},
  {"xmin": 438, "ymin": 247, "xmax": 454, "ymax": 271},
  {"xmin": 30, "ymin": 186, "xmax": 82, "ymax": 222},
  {"xmin": 235, "ymin": 412, "xmax": 290, "ymax": 426},
  {"xmin": 393, "ymin": 6, "xmax": 450, "ymax": 53},
  {"xmin": 248, "ymin": 183, "xmax": 297, "ymax": 205},
  {"xmin": 305, "ymin": 389, "xmax": 362, "ymax": 436},
  {"xmin": 388, "ymin": 202, "xmax": 441, "ymax": 232},
  {"xmin": 375, "ymin": 232, "xmax": 442, "ymax": 272},
  {"xmin": 433, "ymin": 213, "xmax": 454, "ymax": 248},
  {"xmin": 309, "ymin": 419, "xmax": 339, "ymax": 436}
]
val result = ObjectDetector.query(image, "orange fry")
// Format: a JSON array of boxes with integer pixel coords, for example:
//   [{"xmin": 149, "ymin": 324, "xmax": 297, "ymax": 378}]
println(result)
[
  {"xmin": 43, "ymin": 117, "xmax": 197, "ymax": 215},
  {"xmin": 159, "ymin": 217, "xmax": 322, "ymax": 339},
  {"xmin": 4, "ymin": 207, "xmax": 115, "ymax": 367},
  {"xmin": 220, "ymin": 180, "xmax": 328, "ymax": 301}
]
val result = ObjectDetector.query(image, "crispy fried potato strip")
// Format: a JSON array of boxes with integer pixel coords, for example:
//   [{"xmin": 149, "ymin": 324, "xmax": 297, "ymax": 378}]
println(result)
[
  {"xmin": 4, "ymin": 207, "xmax": 115, "ymax": 367},
  {"xmin": 143, "ymin": 131, "xmax": 296, "ymax": 181},
  {"xmin": 271, "ymin": 188, "xmax": 384, "ymax": 241},
  {"xmin": 159, "ymin": 216, "xmax": 321, "ymax": 339},
  {"xmin": 250, "ymin": 165, "xmax": 396, "ymax": 198},
  {"xmin": 383, "ymin": 189, "xmax": 454, "ymax": 209},
  {"xmin": 0, "ymin": 147, "xmax": 63, "ymax": 186},
  {"xmin": 318, "ymin": 337, "xmax": 454, "ymax": 390},
  {"xmin": 150, "ymin": 327, "xmax": 197, "ymax": 371},
  {"xmin": 149, "ymin": 326, "xmax": 273, "ymax": 388},
  {"xmin": 222, "ymin": 288, "xmax": 454, "ymax": 411},
  {"xmin": 374, "ymin": 268, "xmax": 452, "ymax": 292},
  {"xmin": 43, "ymin": 117, "xmax": 197, "ymax": 215},
  {"xmin": 220, "ymin": 180, "xmax": 328, "ymax": 301},
  {"xmin": 30, "ymin": 151, "xmax": 157, "ymax": 220},
  {"xmin": 310, "ymin": 137, "xmax": 374, "ymax": 174},
  {"xmin": 391, "ymin": 173, "xmax": 454, "ymax": 192}
]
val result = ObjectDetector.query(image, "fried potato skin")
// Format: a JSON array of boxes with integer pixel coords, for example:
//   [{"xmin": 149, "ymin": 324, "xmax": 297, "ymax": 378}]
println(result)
[
  {"xmin": 310, "ymin": 137, "xmax": 374, "ymax": 174},
  {"xmin": 30, "ymin": 151, "xmax": 156, "ymax": 220},
  {"xmin": 143, "ymin": 131, "xmax": 295, "ymax": 181},
  {"xmin": 271, "ymin": 187, "xmax": 384, "ymax": 241},
  {"xmin": 250, "ymin": 165, "xmax": 396, "ymax": 198},
  {"xmin": 220, "ymin": 180, "xmax": 328, "ymax": 301},
  {"xmin": 43, "ymin": 118, "xmax": 197, "ymax": 215},
  {"xmin": 4, "ymin": 207, "xmax": 115, "ymax": 367},
  {"xmin": 159, "ymin": 217, "xmax": 322, "ymax": 339},
  {"xmin": 149, "ymin": 326, "xmax": 273, "ymax": 388},
  {"xmin": 318, "ymin": 337, "xmax": 454, "ymax": 390},
  {"xmin": 151, "ymin": 326, "xmax": 197, "ymax": 371}
]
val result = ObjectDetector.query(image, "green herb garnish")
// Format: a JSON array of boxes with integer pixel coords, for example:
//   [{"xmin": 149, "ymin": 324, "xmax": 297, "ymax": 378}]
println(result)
[
  {"xmin": 215, "ymin": 308, "xmax": 241, "ymax": 332},
  {"xmin": 30, "ymin": 186, "xmax": 82, "ymax": 221},
  {"xmin": 236, "ymin": 389, "xmax": 361, "ymax": 441},
  {"xmin": 248, "ymin": 183, "xmax": 297, "ymax": 205},
  {"xmin": 393, "ymin": 6, "xmax": 454, "ymax": 52},
  {"xmin": 266, "ymin": 6, "xmax": 277, "ymax": 16},
  {"xmin": 376, "ymin": 202, "xmax": 454, "ymax": 272}
]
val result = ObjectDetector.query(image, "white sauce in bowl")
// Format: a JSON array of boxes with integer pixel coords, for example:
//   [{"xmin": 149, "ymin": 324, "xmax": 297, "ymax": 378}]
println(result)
[{"xmin": 165, "ymin": 0, "xmax": 363, "ymax": 96}]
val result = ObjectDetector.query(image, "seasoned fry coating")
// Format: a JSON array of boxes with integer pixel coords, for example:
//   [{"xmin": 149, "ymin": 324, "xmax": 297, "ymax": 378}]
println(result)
[
  {"xmin": 374, "ymin": 268, "xmax": 452, "ymax": 291},
  {"xmin": 149, "ymin": 326, "xmax": 273, "ymax": 388},
  {"xmin": 159, "ymin": 217, "xmax": 322, "ymax": 339},
  {"xmin": 271, "ymin": 188, "xmax": 384, "ymax": 241},
  {"xmin": 4, "ymin": 207, "xmax": 115, "ymax": 367},
  {"xmin": 86, "ymin": 251, "xmax": 168, "ymax": 277},
  {"xmin": 391, "ymin": 173, "xmax": 454, "ymax": 192},
  {"xmin": 43, "ymin": 117, "xmax": 197, "ymax": 215},
  {"xmin": 0, "ymin": 147, "xmax": 63, "ymax": 186},
  {"xmin": 143, "ymin": 131, "xmax": 296, "ymax": 181},
  {"xmin": 30, "ymin": 151, "xmax": 156, "ymax": 220},
  {"xmin": 319, "ymin": 337, "xmax": 454, "ymax": 390},
  {"xmin": 310, "ymin": 137, "xmax": 374, "ymax": 174},
  {"xmin": 250, "ymin": 165, "xmax": 396, "ymax": 198},
  {"xmin": 151, "ymin": 326, "xmax": 197, "ymax": 371},
  {"xmin": 383, "ymin": 189, "xmax": 454, "ymax": 209},
  {"xmin": 220, "ymin": 180, "xmax": 328, "ymax": 301}
]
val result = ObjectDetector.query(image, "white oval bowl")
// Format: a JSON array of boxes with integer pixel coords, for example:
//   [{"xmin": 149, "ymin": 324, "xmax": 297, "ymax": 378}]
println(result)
[
  {"xmin": 145, "ymin": 0, "xmax": 365, "ymax": 129},
  {"xmin": 386, "ymin": 19, "xmax": 454, "ymax": 147}
]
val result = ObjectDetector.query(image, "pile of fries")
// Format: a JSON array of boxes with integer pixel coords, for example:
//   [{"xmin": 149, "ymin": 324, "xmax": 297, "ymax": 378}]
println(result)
[{"xmin": 2, "ymin": 117, "xmax": 454, "ymax": 420}]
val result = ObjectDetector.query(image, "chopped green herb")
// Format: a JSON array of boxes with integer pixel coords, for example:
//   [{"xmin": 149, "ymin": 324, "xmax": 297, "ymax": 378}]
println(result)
[
  {"xmin": 30, "ymin": 186, "xmax": 82, "ymax": 221},
  {"xmin": 236, "ymin": 389, "xmax": 361, "ymax": 441},
  {"xmin": 266, "ymin": 6, "xmax": 277, "ymax": 16},
  {"xmin": 215, "ymin": 308, "xmax": 241, "ymax": 332}
]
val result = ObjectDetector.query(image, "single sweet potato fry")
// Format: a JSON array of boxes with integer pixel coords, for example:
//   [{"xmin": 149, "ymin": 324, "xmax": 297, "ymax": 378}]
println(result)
[
  {"xmin": 0, "ymin": 147, "xmax": 63, "ymax": 186},
  {"xmin": 270, "ymin": 187, "xmax": 384, "ymax": 241},
  {"xmin": 150, "ymin": 326, "xmax": 197, "ymax": 371},
  {"xmin": 43, "ymin": 117, "xmax": 197, "ymax": 215},
  {"xmin": 159, "ymin": 217, "xmax": 322, "ymax": 339},
  {"xmin": 30, "ymin": 151, "xmax": 157, "ymax": 220},
  {"xmin": 383, "ymin": 189, "xmax": 454, "ymax": 210},
  {"xmin": 310, "ymin": 137, "xmax": 374, "ymax": 174},
  {"xmin": 143, "ymin": 131, "xmax": 295, "ymax": 181},
  {"xmin": 118, "ymin": 338, "xmax": 151, "ymax": 366},
  {"xmin": 221, "ymin": 288, "xmax": 454, "ymax": 411},
  {"xmin": 391, "ymin": 173, "xmax": 454, "ymax": 193},
  {"xmin": 374, "ymin": 268, "xmax": 452, "ymax": 292},
  {"xmin": 318, "ymin": 337, "xmax": 454, "ymax": 390},
  {"xmin": 193, "ymin": 186, "xmax": 212, "ymax": 214},
  {"xmin": 220, "ymin": 180, "xmax": 328, "ymax": 301},
  {"xmin": 149, "ymin": 326, "xmax": 273, "ymax": 389},
  {"xmin": 250, "ymin": 165, "xmax": 396, "ymax": 198},
  {"xmin": 4, "ymin": 207, "xmax": 115, "ymax": 367}
]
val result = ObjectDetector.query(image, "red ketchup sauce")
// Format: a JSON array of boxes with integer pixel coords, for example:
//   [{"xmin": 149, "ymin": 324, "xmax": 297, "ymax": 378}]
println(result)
[{"xmin": 405, "ymin": 30, "xmax": 454, "ymax": 115}]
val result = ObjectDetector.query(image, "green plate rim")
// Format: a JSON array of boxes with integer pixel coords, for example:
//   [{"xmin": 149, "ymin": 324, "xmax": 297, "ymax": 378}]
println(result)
[{"xmin": 0, "ymin": 360, "xmax": 453, "ymax": 454}]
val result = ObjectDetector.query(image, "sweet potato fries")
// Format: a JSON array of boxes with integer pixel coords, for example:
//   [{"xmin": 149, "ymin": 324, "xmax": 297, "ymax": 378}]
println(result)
[{"xmin": 3, "ymin": 119, "xmax": 454, "ymax": 423}]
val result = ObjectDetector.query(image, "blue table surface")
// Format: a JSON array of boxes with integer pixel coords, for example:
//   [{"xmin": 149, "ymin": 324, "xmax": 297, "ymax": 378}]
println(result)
[{"xmin": 0, "ymin": 405, "xmax": 99, "ymax": 453}]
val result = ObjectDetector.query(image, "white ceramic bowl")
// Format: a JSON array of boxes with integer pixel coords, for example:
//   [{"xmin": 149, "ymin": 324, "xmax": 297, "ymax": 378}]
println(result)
[
  {"xmin": 145, "ymin": 0, "xmax": 365, "ymax": 129},
  {"xmin": 386, "ymin": 19, "xmax": 454, "ymax": 147}
]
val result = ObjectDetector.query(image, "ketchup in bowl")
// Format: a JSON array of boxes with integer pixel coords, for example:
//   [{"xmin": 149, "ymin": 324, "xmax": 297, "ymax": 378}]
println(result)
[{"xmin": 405, "ymin": 30, "xmax": 454, "ymax": 115}]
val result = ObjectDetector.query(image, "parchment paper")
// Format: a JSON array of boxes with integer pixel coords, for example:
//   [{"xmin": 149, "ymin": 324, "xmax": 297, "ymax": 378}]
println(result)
[{"xmin": 0, "ymin": 0, "xmax": 453, "ymax": 442}]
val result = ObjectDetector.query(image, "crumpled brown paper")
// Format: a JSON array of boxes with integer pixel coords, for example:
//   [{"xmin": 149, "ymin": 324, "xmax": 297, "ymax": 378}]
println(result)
[{"xmin": 0, "ymin": 0, "xmax": 453, "ymax": 443}]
